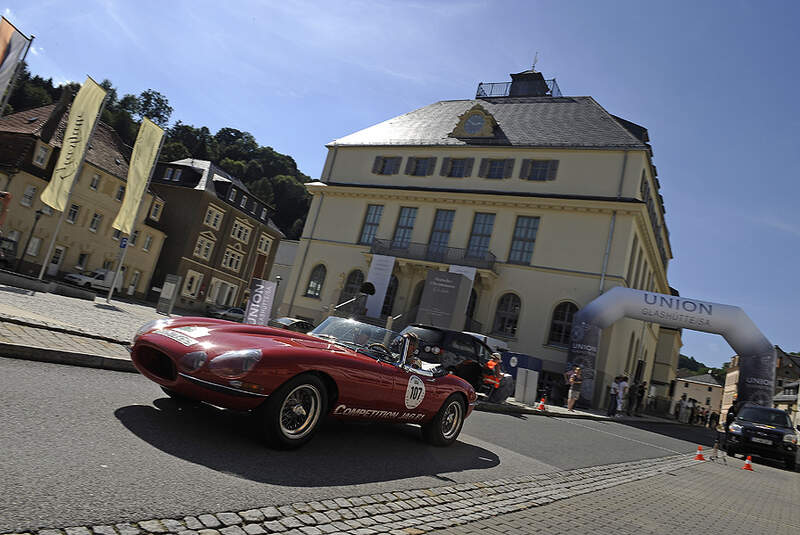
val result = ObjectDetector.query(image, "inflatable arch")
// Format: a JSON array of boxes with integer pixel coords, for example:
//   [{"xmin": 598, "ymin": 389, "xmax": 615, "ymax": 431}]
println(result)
[{"xmin": 566, "ymin": 287, "xmax": 776, "ymax": 407}]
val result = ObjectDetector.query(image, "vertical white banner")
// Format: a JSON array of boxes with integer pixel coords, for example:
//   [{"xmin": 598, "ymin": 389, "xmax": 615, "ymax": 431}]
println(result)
[
  {"xmin": 448, "ymin": 264, "xmax": 476, "ymax": 312},
  {"xmin": 365, "ymin": 254, "xmax": 396, "ymax": 318}
]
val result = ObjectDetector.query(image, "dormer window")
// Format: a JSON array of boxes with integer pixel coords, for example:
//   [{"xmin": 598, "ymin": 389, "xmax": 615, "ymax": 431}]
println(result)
[
  {"xmin": 240, "ymin": 196, "xmax": 247, "ymax": 209},
  {"xmin": 173, "ymin": 169, "xmax": 182, "ymax": 181},
  {"xmin": 164, "ymin": 168, "xmax": 174, "ymax": 180},
  {"xmin": 33, "ymin": 144, "xmax": 51, "ymax": 168},
  {"xmin": 228, "ymin": 188, "xmax": 236, "ymax": 202}
]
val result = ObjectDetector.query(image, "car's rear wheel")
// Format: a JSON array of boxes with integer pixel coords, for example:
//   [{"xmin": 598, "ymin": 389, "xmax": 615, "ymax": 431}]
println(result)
[
  {"xmin": 258, "ymin": 374, "xmax": 327, "ymax": 449},
  {"xmin": 422, "ymin": 394, "xmax": 465, "ymax": 447},
  {"xmin": 726, "ymin": 446, "xmax": 737, "ymax": 457}
]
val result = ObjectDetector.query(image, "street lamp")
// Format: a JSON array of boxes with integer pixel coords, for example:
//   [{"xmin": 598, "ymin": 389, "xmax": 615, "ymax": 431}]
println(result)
[{"xmin": 17, "ymin": 209, "xmax": 44, "ymax": 273}]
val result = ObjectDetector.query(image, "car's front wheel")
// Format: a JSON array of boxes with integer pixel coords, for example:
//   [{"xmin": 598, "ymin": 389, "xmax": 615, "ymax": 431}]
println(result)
[
  {"xmin": 785, "ymin": 456, "xmax": 796, "ymax": 471},
  {"xmin": 422, "ymin": 394, "xmax": 465, "ymax": 447},
  {"xmin": 257, "ymin": 374, "xmax": 327, "ymax": 449}
]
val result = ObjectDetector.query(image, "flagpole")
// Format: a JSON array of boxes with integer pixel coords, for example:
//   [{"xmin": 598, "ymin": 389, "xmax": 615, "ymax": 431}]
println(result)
[
  {"xmin": 37, "ymin": 93, "xmax": 107, "ymax": 280},
  {"xmin": 106, "ymin": 132, "xmax": 165, "ymax": 303},
  {"xmin": 0, "ymin": 33, "xmax": 34, "ymax": 119}
]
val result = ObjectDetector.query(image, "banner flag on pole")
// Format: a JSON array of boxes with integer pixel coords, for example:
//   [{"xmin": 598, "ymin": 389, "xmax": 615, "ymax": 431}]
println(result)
[
  {"xmin": 112, "ymin": 118, "xmax": 164, "ymax": 234},
  {"xmin": 41, "ymin": 77, "xmax": 106, "ymax": 211},
  {"xmin": 0, "ymin": 17, "xmax": 30, "ymax": 99}
]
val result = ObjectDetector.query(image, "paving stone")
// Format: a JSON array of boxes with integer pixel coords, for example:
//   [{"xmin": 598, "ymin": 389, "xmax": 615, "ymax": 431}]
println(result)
[
  {"xmin": 218, "ymin": 527, "xmax": 246, "ymax": 535},
  {"xmin": 260, "ymin": 508, "xmax": 282, "ymax": 521},
  {"xmin": 91, "ymin": 526, "xmax": 117, "ymax": 535},
  {"xmin": 297, "ymin": 528, "xmax": 322, "ymax": 535},
  {"xmin": 184, "ymin": 519, "xmax": 204, "ymax": 531},
  {"xmin": 65, "ymin": 528, "xmax": 92, "ymax": 535},
  {"xmin": 292, "ymin": 503, "xmax": 314, "ymax": 514},
  {"xmin": 197, "ymin": 531, "xmax": 220, "ymax": 535},
  {"xmin": 277, "ymin": 518, "xmax": 303, "ymax": 530},
  {"xmin": 217, "ymin": 514, "xmax": 243, "ymax": 527},
  {"xmin": 162, "ymin": 520, "xmax": 186, "ymax": 532},
  {"xmin": 260, "ymin": 521, "xmax": 286, "ymax": 533},
  {"xmin": 323, "ymin": 511, "xmax": 341, "ymax": 522},
  {"xmin": 198, "ymin": 516, "xmax": 223, "ymax": 529},
  {"xmin": 177, "ymin": 531, "xmax": 198, "ymax": 535},
  {"xmin": 114, "ymin": 524, "xmax": 141, "ymax": 535},
  {"xmin": 242, "ymin": 526, "xmax": 266, "ymax": 535},
  {"xmin": 320, "ymin": 500, "xmax": 339, "ymax": 511},
  {"xmin": 294, "ymin": 515, "xmax": 316, "ymax": 527},
  {"xmin": 308, "ymin": 502, "xmax": 328, "ymax": 513},
  {"xmin": 334, "ymin": 498, "xmax": 352, "ymax": 509},
  {"xmin": 240, "ymin": 511, "xmax": 265, "ymax": 523}
]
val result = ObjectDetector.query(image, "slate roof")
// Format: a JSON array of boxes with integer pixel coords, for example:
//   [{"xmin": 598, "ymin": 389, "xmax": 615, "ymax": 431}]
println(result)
[
  {"xmin": 329, "ymin": 96, "xmax": 649, "ymax": 149},
  {"xmin": 681, "ymin": 374, "xmax": 721, "ymax": 386},
  {"xmin": 0, "ymin": 103, "xmax": 130, "ymax": 181}
]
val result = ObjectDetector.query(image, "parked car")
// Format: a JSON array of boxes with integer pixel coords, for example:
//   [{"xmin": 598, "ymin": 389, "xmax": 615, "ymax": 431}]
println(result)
[
  {"xmin": 399, "ymin": 324, "xmax": 495, "ymax": 390},
  {"xmin": 130, "ymin": 316, "xmax": 476, "ymax": 449},
  {"xmin": 0, "ymin": 237, "xmax": 17, "ymax": 269},
  {"xmin": 206, "ymin": 307, "xmax": 245, "ymax": 322},
  {"xmin": 63, "ymin": 268, "xmax": 122, "ymax": 292},
  {"xmin": 723, "ymin": 403, "xmax": 798, "ymax": 470},
  {"xmin": 267, "ymin": 317, "xmax": 315, "ymax": 333}
]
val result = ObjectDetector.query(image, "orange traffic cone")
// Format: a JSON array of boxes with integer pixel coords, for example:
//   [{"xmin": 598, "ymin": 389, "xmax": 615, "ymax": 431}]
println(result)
[
  {"xmin": 537, "ymin": 398, "xmax": 546, "ymax": 411},
  {"xmin": 694, "ymin": 446, "xmax": 706, "ymax": 461},
  {"xmin": 742, "ymin": 456, "xmax": 754, "ymax": 471}
]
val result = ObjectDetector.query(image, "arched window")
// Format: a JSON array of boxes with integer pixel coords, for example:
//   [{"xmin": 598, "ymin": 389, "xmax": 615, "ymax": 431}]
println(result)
[
  {"xmin": 492, "ymin": 293, "xmax": 520, "ymax": 337},
  {"xmin": 548, "ymin": 302, "xmax": 578, "ymax": 346},
  {"xmin": 304, "ymin": 264, "xmax": 326, "ymax": 298},
  {"xmin": 381, "ymin": 275, "xmax": 399, "ymax": 316},
  {"xmin": 339, "ymin": 269, "xmax": 364, "ymax": 304}
]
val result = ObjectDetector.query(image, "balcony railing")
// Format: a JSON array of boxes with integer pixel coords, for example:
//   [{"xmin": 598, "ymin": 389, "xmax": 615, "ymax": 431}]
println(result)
[
  {"xmin": 476, "ymin": 79, "xmax": 562, "ymax": 98},
  {"xmin": 370, "ymin": 238, "xmax": 496, "ymax": 271}
]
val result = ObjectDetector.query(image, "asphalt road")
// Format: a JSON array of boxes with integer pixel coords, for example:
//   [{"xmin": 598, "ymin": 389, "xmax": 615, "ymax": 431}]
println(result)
[{"xmin": 1, "ymin": 357, "xmax": 710, "ymax": 532}]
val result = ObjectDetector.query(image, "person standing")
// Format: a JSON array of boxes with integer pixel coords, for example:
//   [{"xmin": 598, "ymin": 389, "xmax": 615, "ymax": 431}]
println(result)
[
  {"xmin": 607, "ymin": 376, "xmax": 620, "ymax": 416},
  {"xmin": 567, "ymin": 366, "xmax": 583, "ymax": 412},
  {"xmin": 617, "ymin": 376, "xmax": 629, "ymax": 416},
  {"xmin": 635, "ymin": 381, "xmax": 647, "ymax": 416}
]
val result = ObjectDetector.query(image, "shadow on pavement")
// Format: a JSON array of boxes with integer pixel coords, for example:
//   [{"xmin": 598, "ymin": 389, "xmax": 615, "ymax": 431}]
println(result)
[
  {"xmin": 0, "ymin": 286, "xmax": 35, "ymax": 295},
  {"xmin": 615, "ymin": 420, "xmax": 719, "ymax": 448},
  {"xmin": 94, "ymin": 303, "xmax": 125, "ymax": 312},
  {"xmin": 115, "ymin": 397, "xmax": 500, "ymax": 486}
]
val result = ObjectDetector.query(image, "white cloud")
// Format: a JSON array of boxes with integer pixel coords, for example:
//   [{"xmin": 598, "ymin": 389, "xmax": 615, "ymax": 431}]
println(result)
[
  {"xmin": 29, "ymin": 45, "xmax": 42, "ymax": 56},
  {"xmin": 753, "ymin": 215, "xmax": 800, "ymax": 238}
]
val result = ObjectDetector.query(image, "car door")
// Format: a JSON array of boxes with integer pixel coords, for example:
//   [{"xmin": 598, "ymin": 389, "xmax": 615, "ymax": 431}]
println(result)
[{"xmin": 381, "ymin": 361, "xmax": 442, "ymax": 422}]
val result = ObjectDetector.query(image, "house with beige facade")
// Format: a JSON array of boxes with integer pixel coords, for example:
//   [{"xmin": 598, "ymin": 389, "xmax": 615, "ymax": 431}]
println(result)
[
  {"xmin": 721, "ymin": 348, "xmax": 800, "ymax": 417},
  {"xmin": 669, "ymin": 373, "xmax": 722, "ymax": 415},
  {"xmin": 279, "ymin": 68, "xmax": 681, "ymax": 408},
  {"xmin": 148, "ymin": 159, "xmax": 283, "ymax": 313},
  {"xmin": 0, "ymin": 103, "xmax": 166, "ymax": 299}
]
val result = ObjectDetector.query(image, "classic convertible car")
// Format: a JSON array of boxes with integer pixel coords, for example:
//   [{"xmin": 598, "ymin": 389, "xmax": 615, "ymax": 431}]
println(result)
[{"xmin": 130, "ymin": 316, "xmax": 476, "ymax": 449}]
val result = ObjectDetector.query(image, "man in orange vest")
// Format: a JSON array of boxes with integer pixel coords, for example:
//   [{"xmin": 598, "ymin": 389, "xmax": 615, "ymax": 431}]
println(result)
[{"xmin": 483, "ymin": 353, "xmax": 514, "ymax": 403}]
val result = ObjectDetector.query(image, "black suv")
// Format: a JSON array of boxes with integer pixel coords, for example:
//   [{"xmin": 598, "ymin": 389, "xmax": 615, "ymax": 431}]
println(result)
[
  {"xmin": 724, "ymin": 403, "xmax": 798, "ymax": 470},
  {"xmin": 399, "ymin": 324, "xmax": 493, "ymax": 389}
]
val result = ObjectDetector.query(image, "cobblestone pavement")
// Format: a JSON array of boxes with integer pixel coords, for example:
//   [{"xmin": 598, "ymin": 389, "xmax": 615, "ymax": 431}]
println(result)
[
  {"xmin": 3, "ymin": 455, "xmax": 703, "ymax": 535},
  {"xmin": 432, "ymin": 458, "xmax": 800, "ymax": 535},
  {"xmin": 0, "ymin": 284, "xmax": 174, "ymax": 342}
]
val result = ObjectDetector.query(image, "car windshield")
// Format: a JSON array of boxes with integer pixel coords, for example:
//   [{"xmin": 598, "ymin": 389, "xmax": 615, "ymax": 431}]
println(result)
[
  {"xmin": 310, "ymin": 316, "xmax": 405, "ymax": 364},
  {"xmin": 737, "ymin": 407, "xmax": 792, "ymax": 428}
]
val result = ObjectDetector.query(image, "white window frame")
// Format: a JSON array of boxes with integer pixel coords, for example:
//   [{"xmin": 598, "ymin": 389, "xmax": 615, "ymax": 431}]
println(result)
[
  {"xmin": 173, "ymin": 169, "xmax": 182, "ymax": 181},
  {"xmin": 115, "ymin": 185, "xmax": 125, "ymax": 202},
  {"xmin": 164, "ymin": 168, "xmax": 174, "ymax": 180},
  {"xmin": 231, "ymin": 219, "xmax": 253, "ymax": 244},
  {"xmin": 257, "ymin": 233, "xmax": 271, "ymax": 254},
  {"xmin": 149, "ymin": 203, "xmax": 162, "ymax": 221},
  {"xmin": 221, "ymin": 248, "xmax": 243, "ymax": 273},
  {"xmin": 33, "ymin": 144, "xmax": 51, "ymax": 168},
  {"xmin": 90, "ymin": 174, "xmax": 101, "ymax": 190},
  {"xmin": 228, "ymin": 188, "xmax": 236, "ymax": 201},
  {"xmin": 26, "ymin": 237, "xmax": 41, "ymax": 257},
  {"xmin": 66, "ymin": 204, "xmax": 80, "ymax": 224},
  {"xmin": 240, "ymin": 196, "xmax": 248, "ymax": 209},
  {"xmin": 204, "ymin": 205, "xmax": 225, "ymax": 230},
  {"xmin": 130, "ymin": 230, "xmax": 139, "ymax": 247},
  {"xmin": 182, "ymin": 269, "xmax": 204, "ymax": 298},
  {"xmin": 76, "ymin": 253, "xmax": 89, "ymax": 270},
  {"xmin": 143, "ymin": 234, "xmax": 153, "ymax": 252},
  {"xmin": 112, "ymin": 229, "xmax": 121, "ymax": 241},
  {"xmin": 193, "ymin": 235, "xmax": 216, "ymax": 261},
  {"xmin": 21, "ymin": 185, "xmax": 36, "ymax": 207},
  {"xmin": 89, "ymin": 213, "xmax": 103, "ymax": 233}
]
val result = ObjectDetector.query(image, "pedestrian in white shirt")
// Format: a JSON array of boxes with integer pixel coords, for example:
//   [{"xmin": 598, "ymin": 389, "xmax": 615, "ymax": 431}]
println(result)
[{"xmin": 617, "ymin": 376, "xmax": 629, "ymax": 415}]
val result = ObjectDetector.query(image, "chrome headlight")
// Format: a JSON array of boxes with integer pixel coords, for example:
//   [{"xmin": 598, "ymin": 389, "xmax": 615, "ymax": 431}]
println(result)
[
  {"xmin": 133, "ymin": 319, "xmax": 171, "ymax": 343},
  {"xmin": 178, "ymin": 351, "xmax": 208, "ymax": 372},
  {"xmin": 728, "ymin": 423, "xmax": 743, "ymax": 434},
  {"xmin": 783, "ymin": 433, "xmax": 798, "ymax": 445},
  {"xmin": 208, "ymin": 349, "xmax": 263, "ymax": 378}
]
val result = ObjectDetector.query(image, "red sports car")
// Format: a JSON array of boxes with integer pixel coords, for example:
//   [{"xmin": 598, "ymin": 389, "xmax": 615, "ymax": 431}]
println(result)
[{"xmin": 130, "ymin": 316, "xmax": 477, "ymax": 449}]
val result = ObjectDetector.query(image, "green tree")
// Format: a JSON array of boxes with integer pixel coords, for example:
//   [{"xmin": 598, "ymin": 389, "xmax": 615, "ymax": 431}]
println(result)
[
  {"xmin": 248, "ymin": 176, "xmax": 274, "ymax": 205},
  {"xmin": 135, "ymin": 89, "xmax": 173, "ymax": 127},
  {"xmin": 160, "ymin": 141, "xmax": 191, "ymax": 162},
  {"xmin": 219, "ymin": 158, "xmax": 246, "ymax": 178}
]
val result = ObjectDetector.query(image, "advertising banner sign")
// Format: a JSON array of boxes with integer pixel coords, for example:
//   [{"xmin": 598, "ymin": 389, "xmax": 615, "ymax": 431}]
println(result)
[
  {"xmin": 244, "ymin": 278, "xmax": 276, "ymax": 326},
  {"xmin": 41, "ymin": 77, "xmax": 106, "ymax": 211},
  {"xmin": 113, "ymin": 118, "xmax": 164, "ymax": 234},
  {"xmin": 365, "ymin": 254, "xmax": 395, "ymax": 318},
  {"xmin": 0, "ymin": 17, "xmax": 30, "ymax": 99}
]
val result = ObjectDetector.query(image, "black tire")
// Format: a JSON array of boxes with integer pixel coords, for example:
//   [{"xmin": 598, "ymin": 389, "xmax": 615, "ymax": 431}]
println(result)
[
  {"xmin": 726, "ymin": 447, "xmax": 736, "ymax": 457},
  {"xmin": 785, "ymin": 457, "xmax": 796, "ymax": 471},
  {"xmin": 257, "ymin": 373, "xmax": 327, "ymax": 450},
  {"xmin": 421, "ymin": 394, "xmax": 466, "ymax": 447}
]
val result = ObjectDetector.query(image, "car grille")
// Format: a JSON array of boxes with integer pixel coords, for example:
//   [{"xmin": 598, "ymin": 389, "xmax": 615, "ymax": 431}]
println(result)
[{"xmin": 136, "ymin": 346, "xmax": 176, "ymax": 381}]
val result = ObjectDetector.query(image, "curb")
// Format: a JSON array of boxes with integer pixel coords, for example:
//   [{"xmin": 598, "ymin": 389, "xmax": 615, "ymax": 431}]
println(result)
[
  {"xmin": 0, "ymin": 342, "xmax": 137, "ymax": 373},
  {"xmin": 0, "ymin": 314, "xmax": 130, "ymax": 345},
  {"xmin": 475, "ymin": 401, "xmax": 611, "ymax": 420}
]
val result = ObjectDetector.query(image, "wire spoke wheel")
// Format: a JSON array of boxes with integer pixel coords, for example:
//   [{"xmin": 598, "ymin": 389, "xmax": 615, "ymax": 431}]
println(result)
[
  {"xmin": 278, "ymin": 384, "xmax": 321, "ymax": 439},
  {"xmin": 440, "ymin": 399, "xmax": 463, "ymax": 440}
]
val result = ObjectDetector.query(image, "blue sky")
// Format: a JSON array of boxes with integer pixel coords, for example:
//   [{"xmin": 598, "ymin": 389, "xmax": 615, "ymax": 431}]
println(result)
[{"xmin": 6, "ymin": 0, "xmax": 798, "ymax": 367}]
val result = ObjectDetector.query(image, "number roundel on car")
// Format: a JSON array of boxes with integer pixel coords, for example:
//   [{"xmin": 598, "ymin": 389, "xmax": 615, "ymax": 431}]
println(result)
[{"xmin": 405, "ymin": 375, "xmax": 426, "ymax": 409}]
